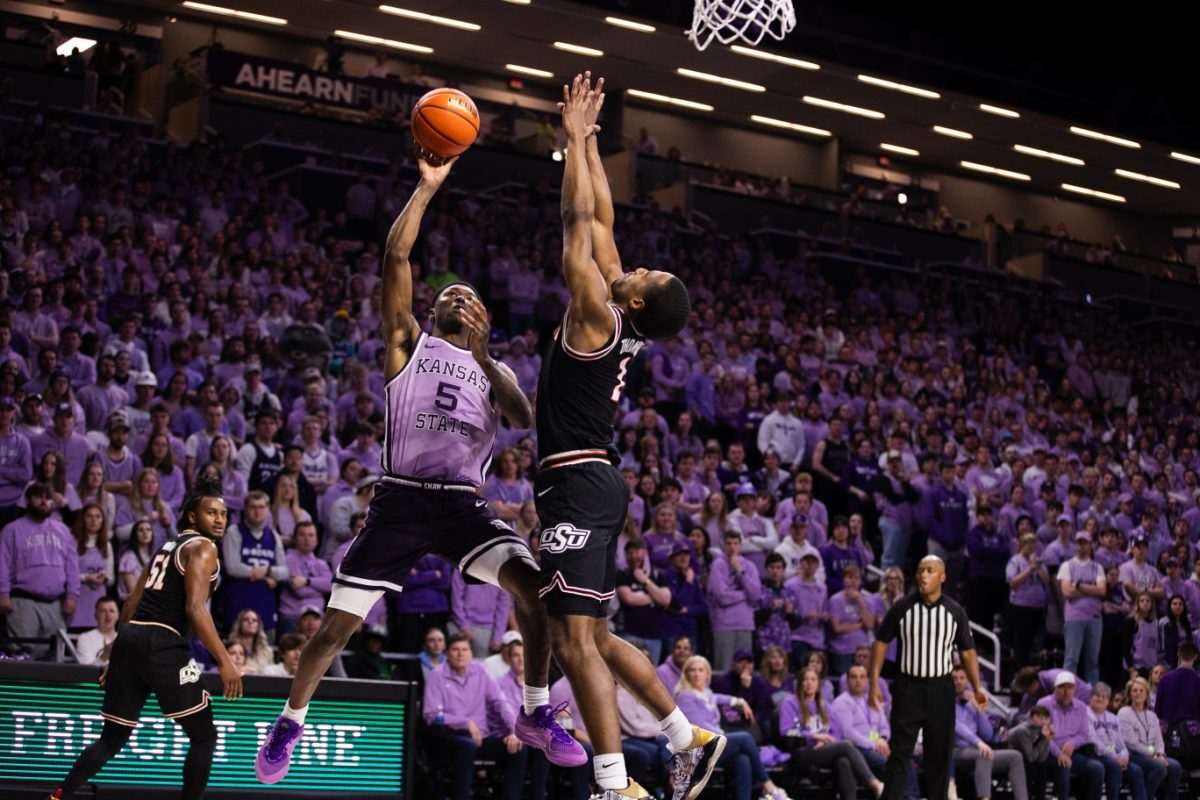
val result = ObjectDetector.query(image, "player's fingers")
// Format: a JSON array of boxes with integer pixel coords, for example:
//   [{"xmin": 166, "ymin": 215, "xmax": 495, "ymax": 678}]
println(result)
[{"xmin": 594, "ymin": 77, "xmax": 605, "ymax": 95}]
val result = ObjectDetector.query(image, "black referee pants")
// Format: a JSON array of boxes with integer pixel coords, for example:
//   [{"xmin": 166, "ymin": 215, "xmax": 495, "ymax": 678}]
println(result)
[{"xmin": 884, "ymin": 674, "xmax": 955, "ymax": 800}]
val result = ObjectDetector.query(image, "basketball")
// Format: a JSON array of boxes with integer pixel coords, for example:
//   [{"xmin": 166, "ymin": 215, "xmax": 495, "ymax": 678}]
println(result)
[{"xmin": 412, "ymin": 88, "xmax": 480, "ymax": 160}]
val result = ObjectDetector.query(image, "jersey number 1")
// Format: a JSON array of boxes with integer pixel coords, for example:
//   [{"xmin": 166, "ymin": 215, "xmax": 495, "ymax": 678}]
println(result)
[{"xmin": 611, "ymin": 356, "xmax": 632, "ymax": 403}]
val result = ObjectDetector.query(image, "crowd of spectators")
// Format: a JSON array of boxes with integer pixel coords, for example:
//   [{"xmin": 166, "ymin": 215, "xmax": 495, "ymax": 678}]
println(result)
[{"xmin": 1, "ymin": 95, "xmax": 1200, "ymax": 798}]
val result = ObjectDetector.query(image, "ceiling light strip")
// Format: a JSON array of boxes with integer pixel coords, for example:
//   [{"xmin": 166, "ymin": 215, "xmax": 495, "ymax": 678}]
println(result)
[
  {"xmin": 604, "ymin": 16, "xmax": 655, "ymax": 33},
  {"xmin": 676, "ymin": 67, "xmax": 765, "ymax": 92},
  {"xmin": 554, "ymin": 41, "xmax": 604, "ymax": 57},
  {"xmin": 750, "ymin": 115, "xmax": 831, "ymax": 137},
  {"xmin": 1012, "ymin": 144, "xmax": 1084, "ymax": 166},
  {"xmin": 506, "ymin": 63, "xmax": 553, "ymax": 78},
  {"xmin": 1069, "ymin": 126, "xmax": 1141, "ymax": 149},
  {"xmin": 730, "ymin": 45, "xmax": 819, "ymax": 70},
  {"xmin": 802, "ymin": 95, "xmax": 884, "ymax": 119},
  {"xmin": 979, "ymin": 103, "xmax": 1020, "ymax": 118},
  {"xmin": 933, "ymin": 125, "xmax": 972, "ymax": 139},
  {"xmin": 1061, "ymin": 184, "xmax": 1126, "ymax": 203},
  {"xmin": 1170, "ymin": 151, "xmax": 1200, "ymax": 166},
  {"xmin": 880, "ymin": 143, "xmax": 919, "ymax": 157},
  {"xmin": 181, "ymin": 2, "xmax": 287, "ymax": 24},
  {"xmin": 960, "ymin": 160, "xmax": 1031, "ymax": 181},
  {"xmin": 334, "ymin": 29, "xmax": 431, "ymax": 52},
  {"xmin": 857, "ymin": 74, "xmax": 940, "ymax": 99},
  {"xmin": 1114, "ymin": 168, "xmax": 1180, "ymax": 189},
  {"xmin": 627, "ymin": 89, "xmax": 713, "ymax": 112},
  {"xmin": 377, "ymin": 5, "xmax": 479, "ymax": 30}
]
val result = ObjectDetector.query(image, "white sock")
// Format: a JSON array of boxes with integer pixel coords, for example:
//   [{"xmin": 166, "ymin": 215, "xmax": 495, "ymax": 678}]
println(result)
[
  {"xmin": 593, "ymin": 753, "xmax": 627, "ymax": 791},
  {"xmin": 282, "ymin": 702, "xmax": 308, "ymax": 725},
  {"xmin": 523, "ymin": 684, "xmax": 549, "ymax": 716},
  {"xmin": 659, "ymin": 706, "xmax": 693, "ymax": 752}
]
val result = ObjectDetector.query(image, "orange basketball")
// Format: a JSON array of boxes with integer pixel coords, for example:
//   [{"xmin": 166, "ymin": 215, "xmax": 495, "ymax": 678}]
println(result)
[{"xmin": 412, "ymin": 88, "xmax": 480, "ymax": 159}]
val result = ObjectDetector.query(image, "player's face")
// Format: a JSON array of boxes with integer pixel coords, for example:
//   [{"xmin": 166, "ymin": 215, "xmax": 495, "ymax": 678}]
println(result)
[
  {"xmin": 193, "ymin": 497, "xmax": 229, "ymax": 539},
  {"xmin": 433, "ymin": 284, "xmax": 480, "ymax": 333},
  {"xmin": 610, "ymin": 267, "xmax": 672, "ymax": 305}
]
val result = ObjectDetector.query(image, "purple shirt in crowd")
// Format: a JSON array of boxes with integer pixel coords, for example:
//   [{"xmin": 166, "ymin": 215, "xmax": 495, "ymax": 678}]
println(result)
[
  {"xmin": 450, "ymin": 570, "xmax": 510, "ymax": 635},
  {"xmin": 706, "ymin": 556, "xmax": 761, "ymax": 632},
  {"xmin": 278, "ymin": 549, "xmax": 333, "ymax": 618},
  {"xmin": 0, "ymin": 516, "xmax": 81, "ymax": 600},
  {"xmin": 422, "ymin": 660, "xmax": 515, "ymax": 734}
]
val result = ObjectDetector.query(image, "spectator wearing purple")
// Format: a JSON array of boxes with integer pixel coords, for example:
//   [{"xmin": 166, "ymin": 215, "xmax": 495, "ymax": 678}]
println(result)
[
  {"xmin": 1038, "ymin": 672, "xmax": 1105, "ymax": 800},
  {"xmin": 67, "ymin": 503, "xmax": 114, "ymax": 628},
  {"xmin": 1006, "ymin": 533, "xmax": 1050, "ymax": 669},
  {"xmin": 965, "ymin": 505, "xmax": 1011, "ymax": 629},
  {"xmin": 449, "ymin": 566, "xmax": 511, "ymax": 660},
  {"xmin": 278, "ymin": 521, "xmax": 332, "ymax": 634},
  {"xmin": 392, "ymin": 554, "xmax": 451, "ymax": 653},
  {"xmin": 184, "ymin": 401, "xmax": 226, "ymax": 485},
  {"xmin": 756, "ymin": 553, "xmax": 797, "ymax": 653},
  {"xmin": 656, "ymin": 635, "xmax": 691, "ymax": 691},
  {"xmin": 1119, "ymin": 533, "xmax": 1164, "ymax": 603},
  {"xmin": 1058, "ymin": 531, "xmax": 1107, "ymax": 684},
  {"xmin": 76, "ymin": 353, "xmax": 128, "ymax": 432},
  {"xmin": 660, "ymin": 541, "xmax": 707, "ymax": 656},
  {"xmin": 58, "ymin": 328, "xmax": 95, "ymax": 391},
  {"xmin": 951, "ymin": 665, "xmax": 1028, "ymax": 800},
  {"xmin": 31, "ymin": 403, "xmax": 90, "ymax": 485},
  {"xmin": 826, "ymin": 565, "xmax": 878, "ymax": 676},
  {"xmin": 93, "ymin": 410, "xmax": 140, "ymax": 495},
  {"xmin": 1094, "ymin": 526, "xmax": 1128, "ymax": 571},
  {"xmin": 481, "ymin": 448, "xmax": 533, "ymax": 523},
  {"xmin": 651, "ymin": 336, "xmax": 689, "ymax": 421},
  {"xmin": 708, "ymin": 530, "xmax": 761, "ymax": 671},
  {"xmin": 819, "ymin": 515, "xmax": 865, "ymax": 595},
  {"xmin": 1160, "ymin": 557, "xmax": 1198, "ymax": 623},
  {"xmin": 0, "ymin": 484, "xmax": 80, "ymax": 657},
  {"xmin": 775, "ymin": 486, "xmax": 827, "ymax": 547},
  {"xmin": 220, "ymin": 489, "xmax": 289, "ymax": 632},
  {"xmin": 0, "ymin": 395, "xmax": 32, "ymax": 529},
  {"xmin": 712, "ymin": 648, "xmax": 774, "ymax": 733},
  {"xmin": 785, "ymin": 552, "xmax": 827, "ymax": 670},
  {"xmin": 423, "ymin": 632, "xmax": 528, "ymax": 800},
  {"xmin": 615, "ymin": 539, "xmax": 671, "ymax": 665},
  {"xmin": 829, "ymin": 665, "xmax": 913, "ymax": 793},
  {"xmin": 1086, "ymin": 681, "xmax": 1149, "ymax": 800},
  {"xmin": 642, "ymin": 504, "xmax": 693, "ymax": 572},
  {"xmin": 927, "ymin": 461, "xmax": 969, "ymax": 598},
  {"xmin": 876, "ymin": 451, "xmax": 919, "ymax": 570},
  {"xmin": 726, "ymin": 482, "xmax": 778, "ymax": 574}
]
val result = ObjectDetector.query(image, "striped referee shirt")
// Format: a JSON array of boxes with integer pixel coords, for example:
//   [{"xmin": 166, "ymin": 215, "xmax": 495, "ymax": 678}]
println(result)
[{"xmin": 876, "ymin": 591, "xmax": 975, "ymax": 678}]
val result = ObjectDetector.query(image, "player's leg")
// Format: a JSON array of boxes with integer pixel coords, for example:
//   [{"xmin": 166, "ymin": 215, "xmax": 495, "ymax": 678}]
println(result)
[
  {"xmin": 175, "ymin": 704, "xmax": 218, "ymax": 800},
  {"xmin": 50, "ymin": 720, "xmax": 135, "ymax": 798},
  {"xmin": 443, "ymin": 497, "xmax": 584, "ymax": 767}
]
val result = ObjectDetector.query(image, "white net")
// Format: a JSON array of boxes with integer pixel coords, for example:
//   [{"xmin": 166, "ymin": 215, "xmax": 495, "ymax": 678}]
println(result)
[{"xmin": 687, "ymin": 0, "xmax": 796, "ymax": 51}]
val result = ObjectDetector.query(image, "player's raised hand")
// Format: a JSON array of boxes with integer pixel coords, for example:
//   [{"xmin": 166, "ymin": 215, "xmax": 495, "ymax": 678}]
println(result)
[
  {"xmin": 559, "ymin": 72, "xmax": 591, "ymax": 139},
  {"xmin": 581, "ymin": 74, "xmax": 605, "ymax": 135},
  {"xmin": 459, "ymin": 296, "xmax": 493, "ymax": 366},
  {"xmin": 220, "ymin": 659, "xmax": 244, "ymax": 701},
  {"xmin": 418, "ymin": 154, "xmax": 458, "ymax": 187}
]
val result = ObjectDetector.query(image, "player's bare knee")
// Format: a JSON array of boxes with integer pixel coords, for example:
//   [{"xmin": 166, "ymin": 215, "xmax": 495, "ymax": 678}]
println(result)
[
  {"xmin": 548, "ymin": 616, "xmax": 597, "ymax": 659},
  {"xmin": 311, "ymin": 611, "xmax": 358, "ymax": 655}
]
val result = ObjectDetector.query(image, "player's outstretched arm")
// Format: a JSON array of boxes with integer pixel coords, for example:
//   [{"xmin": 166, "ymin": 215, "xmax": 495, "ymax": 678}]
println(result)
[
  {"xmin": 184, "ymin": 539, "xmax": 243, "ymax": 701},
  {"xmin": 581, "ymin": 76, "xmax": 624, "ymax": 288},
  {"xmin": 559, "ymin": 72, "xmax": 614, "ymax": 352},
  {"xmin": 382, "ymin": 156, "xmax": 456, "ymax": 378}
]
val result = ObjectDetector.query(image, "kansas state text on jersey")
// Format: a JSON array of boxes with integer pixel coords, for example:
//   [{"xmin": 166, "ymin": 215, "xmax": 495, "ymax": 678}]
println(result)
[{"xmin": 384, "ymin": 332, "xmax": 498, "ymax": 486}]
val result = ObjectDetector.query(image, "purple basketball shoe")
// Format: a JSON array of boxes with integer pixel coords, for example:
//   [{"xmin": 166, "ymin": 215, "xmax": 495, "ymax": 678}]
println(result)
[{"xmin": 255, "ymin": 717, "xmax": 305, "ymax": 784}]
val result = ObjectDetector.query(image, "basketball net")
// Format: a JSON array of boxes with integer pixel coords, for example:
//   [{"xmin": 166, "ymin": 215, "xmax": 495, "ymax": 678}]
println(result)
[{"xmin": 687, "ymin": 0, "xmax": 796, "ymax": 51}]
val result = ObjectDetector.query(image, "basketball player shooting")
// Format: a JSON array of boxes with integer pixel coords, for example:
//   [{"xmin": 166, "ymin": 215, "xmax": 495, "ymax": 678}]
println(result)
[
  {"xmin": 47, "ymin": 475, "xmax": 241, "ymax": 800},
  {"xmin": 255, "ymin": 155, "xmax": 585, "ymax": 784},
  {"xmin": 534, "ymin": 72, "xmax": 724, "ymax": 800}
]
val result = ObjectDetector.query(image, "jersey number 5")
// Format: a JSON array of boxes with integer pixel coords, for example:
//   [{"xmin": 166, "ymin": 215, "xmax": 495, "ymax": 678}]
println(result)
[
  {"xmin": 435, "ymin": 381, "xmax": 461, "ymax": 412},
  {"xmin": 611, "ymin": 356, "xmax": 632, "ymax": 403},
  {"xmin": 146, "ymin": 551, "xmax": 171, "ymax": 592}
]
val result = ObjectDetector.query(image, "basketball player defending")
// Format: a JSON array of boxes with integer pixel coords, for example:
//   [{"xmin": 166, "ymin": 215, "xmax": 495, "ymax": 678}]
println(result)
[
  {"xmin": 255, "ymin": 156, "xmax": 584, "ymax": 783},
  {"xmin": 537, "ymin": 72, "xmax": 724, "ymax": 800},
  {"xmin": 48, "ymin": 475, "xmax": 241, "ymax": 800}
]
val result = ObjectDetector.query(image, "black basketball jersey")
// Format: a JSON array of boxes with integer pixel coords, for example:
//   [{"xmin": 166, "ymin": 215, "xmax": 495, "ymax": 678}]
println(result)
[
  {"xmin": 131, "ymin": 531, "xmax": 220, "ymax": 636},
  {"xmin": 536, "ymin": 305, "xmax": 645, "ymax": 463}
]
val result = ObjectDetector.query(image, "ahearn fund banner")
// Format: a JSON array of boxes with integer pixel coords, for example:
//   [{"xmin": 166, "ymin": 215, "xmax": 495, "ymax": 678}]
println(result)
[{"xmin": 207, "ymin": 50, "xmax": 422, "ymax": 114}]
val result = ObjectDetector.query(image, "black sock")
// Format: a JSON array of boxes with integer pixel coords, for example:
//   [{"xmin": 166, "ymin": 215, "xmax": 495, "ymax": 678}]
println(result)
[
  {"xmin": 59, "ymin": 720, "xmax": 133, "ymax": 796},
  {"xmin": 178, "ymin": 705, "xmax": 218, "ymax": 800}
]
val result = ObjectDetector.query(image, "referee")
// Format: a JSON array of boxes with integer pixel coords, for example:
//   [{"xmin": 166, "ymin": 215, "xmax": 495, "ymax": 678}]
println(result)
[{"xmin": 869, "ymin": 555, "xmax": 986, "ymax": 800}]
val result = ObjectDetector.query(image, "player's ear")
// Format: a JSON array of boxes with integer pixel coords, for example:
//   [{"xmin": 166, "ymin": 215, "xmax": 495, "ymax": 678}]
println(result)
[{"xmin": 628, "ymin": 295, "xmax": 645, "ymax": 312}]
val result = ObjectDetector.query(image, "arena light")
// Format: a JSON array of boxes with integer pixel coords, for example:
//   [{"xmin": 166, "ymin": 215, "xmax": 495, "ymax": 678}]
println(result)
[
  {"xmin": 377, "ymin": 6, "xmax": 480, "ymax": 31},
  {"xmin": 979, "ymin": 103, "xmax": 1020, "ymax": 119},
  {"xmin": 56, "ymin": 37, "xmax": 97, "ymax": 57},
  {"xmin": 554, "ymin": 42, "xmax": 604, "ymax": 57},
  {"xmin": 1013, "ymin": 144, "xmax": 1085, "ymax": 166},
  {"xmin": 933, "ymin": 125, "xmax": 972, "ymax": 140},
  {"xmin": 677, "ymin": 67, "xmax": 765, "ymax": 92},
  {"xmin": 506, "ymin": 63, "xmax": 554, "ymax": 78},
  {"xmin": 960, "ymin": 160, "xmax": 1031, "ymax": 181},
  {"xmin": 180, "ymin": 2, "xmax": 287, "ymax": 25},
  {"xmin": 881, "ymin": 143, "xmax": 919, "ymax": 157},
  {"xmin": 605, "ymin": 16, "xmax": 655, "ymax": 33},
  {"xmin": 501, "ymin": 0, "xmax": 531, "ymax": 4},
  {"xmin": 1061, "ymin": 184, "xmax": 1126, "ymax": 203},
  {"xmin": 627, "ymin": 89, "xmax": 713, "ymax": 112},
  {"xmin": 857, "ymin": 74, "xmax": 940, "ymax": 99},
  {"xmin": 1170, "ymin": 151, "xmax": 1200, "ymax": 165},
  {"xmin": 334, "ymin": 30, "xmax": 432, "ymax": 53},
  {"xmin": 1114, "ymin": 168, "xmax": 1180, "ymax": 189},
  {"xmin": 1069, "ymin": 126, "xmax": 1141, "ymax": 149},
  {"xmin": 802, "ymin": 96, "xmax": 884, "ymax": 119},
  {"xmin": 750, "ymin": 115, "xmax": 831, "ymax": 138},
  {"xmin": 730, "ymin": 45, "xmax": 819, "ymax": 70}
]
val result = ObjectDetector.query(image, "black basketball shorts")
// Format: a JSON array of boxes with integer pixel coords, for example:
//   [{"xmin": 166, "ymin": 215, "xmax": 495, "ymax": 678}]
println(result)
[
  {"xmin": 101, "ymin": 622, "xmax": 210, "ymax": 727},
  {"xmin": 534, "ymin": 460, "xmax": 628, "ymax": 617}
]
